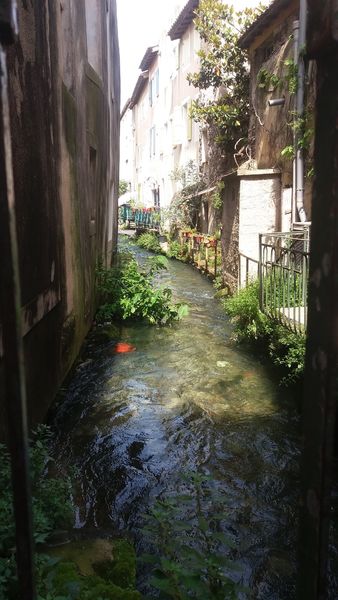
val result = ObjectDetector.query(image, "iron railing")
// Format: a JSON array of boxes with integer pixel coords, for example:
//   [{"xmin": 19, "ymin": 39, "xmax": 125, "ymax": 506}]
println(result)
[
  {"xmin": 238, "ymin": 252, "xmax": 259, "ymax": 289},
  {"xmin": 259, "ymin": 227, "xmax": 310, "ymax": 333},
  {"xmin": 119, "ymin": 205, "xmax": 161, "ymax": 230}
]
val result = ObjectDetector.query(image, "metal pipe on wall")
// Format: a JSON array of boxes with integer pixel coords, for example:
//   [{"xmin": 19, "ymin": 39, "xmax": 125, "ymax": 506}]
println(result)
[
  {"xmin": 292, "ymin": 19, "xmax": 299, "ymax": 224},
  {"xmin": 294, "ymin": 0, "xmax": 308, "ymax": 223}
]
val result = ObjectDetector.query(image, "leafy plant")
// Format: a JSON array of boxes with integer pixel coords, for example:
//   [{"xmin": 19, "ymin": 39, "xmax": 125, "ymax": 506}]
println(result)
[
  {"xmin": 0, "ymin": 426, "xmax": 74, "ymax": 599},
  {"xmin": 284, "ymin": 58, "xmax": 298, "ymax": 95},
  {"xmin": 135, "ymin": 232, "xmax": 162, "ymax": 253},
  {"xmin": 257, "ymin": 67, "xmax": 282, "ymax": 91},
  {"xmin": 170, "ymin": 160, "xmax": 201, "ymax": 188},
  {"xmin": 167, "ymin": 161, "xmax": 205, "ymax": 233},
  {"xmin": 141, "ymin": 472, "xmax": 239, "ymax": 599},
  {"xmin": 167, "ymin": 241, "xmax": 189, "ymax": 262},
  {"xmin": 188, "ymin": 1, "xmax": 266, "ymax": 153},
  {"xmin": 96, "ymin": 254, "xmax": 188, "ymax": 326},
  {"xmin": 211, "ymin": 182, "xmax": 225, "ymax": 211},
  {"xmin": 119, "ymin": 180, "xmax": 129, "ymax": 197},
  {"xmin": 224, "ymin": 281, "xmax": 305, "ymax": 385}
]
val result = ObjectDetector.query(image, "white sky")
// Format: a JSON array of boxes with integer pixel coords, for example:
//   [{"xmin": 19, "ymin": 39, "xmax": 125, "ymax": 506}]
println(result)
[{"xmin": 117, "ymin": 0, "xmax": 263, "ymax": 107}]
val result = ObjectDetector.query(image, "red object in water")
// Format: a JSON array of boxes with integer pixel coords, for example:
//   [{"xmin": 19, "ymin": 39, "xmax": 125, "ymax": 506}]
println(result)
[{"xmin": 114, "ymin": 342, "xmax": 136, "ymax": 354}]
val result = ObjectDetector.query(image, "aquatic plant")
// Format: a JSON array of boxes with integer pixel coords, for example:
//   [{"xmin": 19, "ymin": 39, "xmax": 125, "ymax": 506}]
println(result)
[
  {"xmin": 141, "ymin": 472, "xmax": 239, "ymax": 599},
  {"xmin": 135, "ymin": 232, "xmax": 162, "ymax": 253},
  {"xmin": 96, "ymin": 254, "xmax": 188, "ymax": 326}
]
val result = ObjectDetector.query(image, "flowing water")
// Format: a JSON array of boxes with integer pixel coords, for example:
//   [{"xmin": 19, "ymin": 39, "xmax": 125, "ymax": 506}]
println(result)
[{"xmin": 49, "ymin": 237, "xmax": 301, "ymax": 598}]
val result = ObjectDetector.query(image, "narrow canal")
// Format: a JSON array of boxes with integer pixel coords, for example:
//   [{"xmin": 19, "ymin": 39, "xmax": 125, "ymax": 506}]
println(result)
[{"xmin": 49, "ymin": 237, "xmax": 301, "ymax": 598}]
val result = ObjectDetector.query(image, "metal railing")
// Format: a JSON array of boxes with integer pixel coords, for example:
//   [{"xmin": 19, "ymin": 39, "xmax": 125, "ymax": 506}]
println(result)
[
  {"xmin": 119, "ymin": 205, "xmax": 161, "ymax": 230},
  {"xmin": 238, "ymin": 252, "xmax": 259, "ymax": 289},
  {"xmin": 259, "ymin": 227, "xmax": 310, "ymax": 333}
]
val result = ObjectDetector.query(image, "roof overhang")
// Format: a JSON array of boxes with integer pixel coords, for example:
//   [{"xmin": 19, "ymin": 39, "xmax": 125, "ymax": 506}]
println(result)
[
  {"xmin": 129, "ymin": 75, "xmax": 148, "ymax": 109},
  {"xmin": 238, "ymin": 0, "xmax": 297, "ymax": 51},
  {"xmin": 168, "ymin": 0, "xmax": 199, "ymax": 41},
  {"xmin": 139, "ymin": 46, "xmax": 159, "ymax": 71}
]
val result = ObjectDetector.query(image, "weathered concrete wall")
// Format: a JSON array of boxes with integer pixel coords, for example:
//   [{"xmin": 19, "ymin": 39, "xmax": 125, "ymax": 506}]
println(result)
[
  {"xmin": 0, "ymin": 0, "xmax": 120, "ymax": 435},
  {"xmin": 220, "ymin": 170, "xmax": 280, "ymax": 290},
  {"xmin": 248, "ymin": 1, "xmax": 314, "ymax": 220},
  {"xmin": 238, "ymin": 171, "xmax": 281, "ymax": 265}
]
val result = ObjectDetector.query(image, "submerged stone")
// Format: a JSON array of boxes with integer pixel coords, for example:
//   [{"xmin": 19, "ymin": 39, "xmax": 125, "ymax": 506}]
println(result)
[{"xmin": 46, "ymin": 538, "xmax": 141, "ymax": 599}]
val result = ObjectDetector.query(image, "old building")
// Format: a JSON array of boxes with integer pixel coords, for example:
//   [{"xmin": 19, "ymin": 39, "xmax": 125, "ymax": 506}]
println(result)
[
  {"xmin": 0, "ymin": 0, "xmax": 120, "ymax": 435},
  {"xmin": 124, "ymin": 0, "xmax": 201, "ymax": 210},
  {"xmin": 221, "ymin": 0, "xmax": 314, "ymax": 289}
]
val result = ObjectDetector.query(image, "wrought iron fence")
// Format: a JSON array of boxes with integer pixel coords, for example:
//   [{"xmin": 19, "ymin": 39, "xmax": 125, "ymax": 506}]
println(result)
[
  {"xmin": 238, "ymin": 252, "xmax": 259, "ymax": 289},
  {"xmin": 259, "ymin": 227, "xmax": 310, "ymax": 333}
]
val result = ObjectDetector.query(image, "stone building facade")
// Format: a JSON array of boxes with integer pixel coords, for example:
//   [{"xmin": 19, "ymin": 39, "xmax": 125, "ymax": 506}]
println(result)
[
  {"xmin": 0, "ymin": 0, "xmax": 120, "ymax": 434},
  {"xmin": 125, "ymin": 0, "xmax": 201, "ymax": 210},
  {"xmin": 221, "ymin": 0, "xmax": 315, "ymax": 290}
]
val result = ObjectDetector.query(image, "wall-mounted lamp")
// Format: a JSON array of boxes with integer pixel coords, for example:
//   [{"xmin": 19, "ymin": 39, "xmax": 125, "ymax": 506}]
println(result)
[{"xmin": 268, "ymin": 97, "xmax": 285, "ymax": 107}]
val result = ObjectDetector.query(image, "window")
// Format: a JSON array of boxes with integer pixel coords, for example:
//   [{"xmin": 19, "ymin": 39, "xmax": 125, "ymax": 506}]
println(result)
[
  {"xmin": 152, "ymin": 187, "xmax": 160, "ymax": 208},
  {"xmin": 149, "ymin": 69, "xmax": 159, "ymax": 106},
  {"xmin": 155, "ymin": 69, "xmax": 159, "ymax": 97},
  {"xmin": 149, "ymin": 126, "xmax": 156, "ymax": 157},
  {"xmin": 85, "ymin": 0, "xmax": 102, "ymax": 76},
  {"xmin": 182, "ymin": 102, "xmax": 193, "ymax": 142}
]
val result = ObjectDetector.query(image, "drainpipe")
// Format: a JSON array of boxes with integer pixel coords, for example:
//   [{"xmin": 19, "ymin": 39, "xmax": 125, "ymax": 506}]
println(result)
[
  {"xmin": 292, "ymin": 20, "xmax": 299, "ymax": 225},
  {"xmin": 293, "ymin": 0, "xmax": 308, "ymax": 223}
]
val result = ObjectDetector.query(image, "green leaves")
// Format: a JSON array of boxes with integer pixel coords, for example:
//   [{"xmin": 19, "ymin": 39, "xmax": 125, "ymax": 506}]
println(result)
[
  {"xmin": 135, "ymin": 232, "xmax": 162, "ymax": 253},
  {"xmin": 0, "ymin": 429, "xmax": 75, "ymax": 599},
  {"xmin": 187, "ymin": 0, "xmax": 266, "ymax": 153},
  {"xmin": 223, "ymin": 281, "xmax": 306, "ymax": 385},
  {"xmin": 96, "ymin": 255, "xmax": 188, "ymax": 326},
  {"xmin": 141, "ymin": 472, "xmax": 239, "ymax": 598}
]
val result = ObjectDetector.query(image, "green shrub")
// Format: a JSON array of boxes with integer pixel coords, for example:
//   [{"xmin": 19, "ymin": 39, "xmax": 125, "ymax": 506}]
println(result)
[
  {"xmin": 96, "ymin": 254, "xmax": 188, "ymax": 325},
  {"xmin": 0, "ymin": 426, "xmax": 74, "ymax": 599},
  {"xmin": 268, "ymin": 325, "xmax": 306, "ymax": 385},
  {"xmin": 224, "ymin": 281, "xmax": 305, "ymax": 385},
  {"xmin": 167, "ymin": 240, "xmax": 189, "ymax": 261},
  {"xmin": 135, "ymin": 232, "xmax": 162, "ymax": 253},
  {"xmin": 0, "ymin": 426, "xmax": 73, "ymax": 554},
  {"xmin": 223, "ymin": 281, "xmax": 271, "ymax": 342}
]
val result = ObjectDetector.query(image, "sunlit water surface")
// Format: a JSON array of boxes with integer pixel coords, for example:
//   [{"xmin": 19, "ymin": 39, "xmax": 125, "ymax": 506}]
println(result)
[{"xmin": 49, "ymin": 238, "xmax": 302, "ymax": 598}]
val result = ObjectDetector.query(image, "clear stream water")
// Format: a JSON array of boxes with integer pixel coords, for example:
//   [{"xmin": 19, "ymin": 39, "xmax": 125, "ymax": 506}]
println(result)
[{"xmin": 49, "ymin": 237, "xmax": 302, "ymax": 598}]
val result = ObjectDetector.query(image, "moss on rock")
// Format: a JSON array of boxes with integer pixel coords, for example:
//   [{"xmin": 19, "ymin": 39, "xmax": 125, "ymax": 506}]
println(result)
[
  {"xmin": 93, "ymin": 539, "xmax": 136, "ymax": 589},
  {"xmin": 42, "ymin": 537, "xmax": 141, "ymax": 599}
]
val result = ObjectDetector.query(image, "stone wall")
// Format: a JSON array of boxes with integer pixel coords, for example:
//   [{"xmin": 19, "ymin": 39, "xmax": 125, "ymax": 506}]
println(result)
[
  {"xmin": 248, "ymin": 3, "xmax": 315, "ymax": 220},
  {"xmin": 0, "ymin": 0, "xmax": 120, "ymax": 436},
  {"xmin": 221, "ymin": 178, "xmax": 239, "ymax": 292}
]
